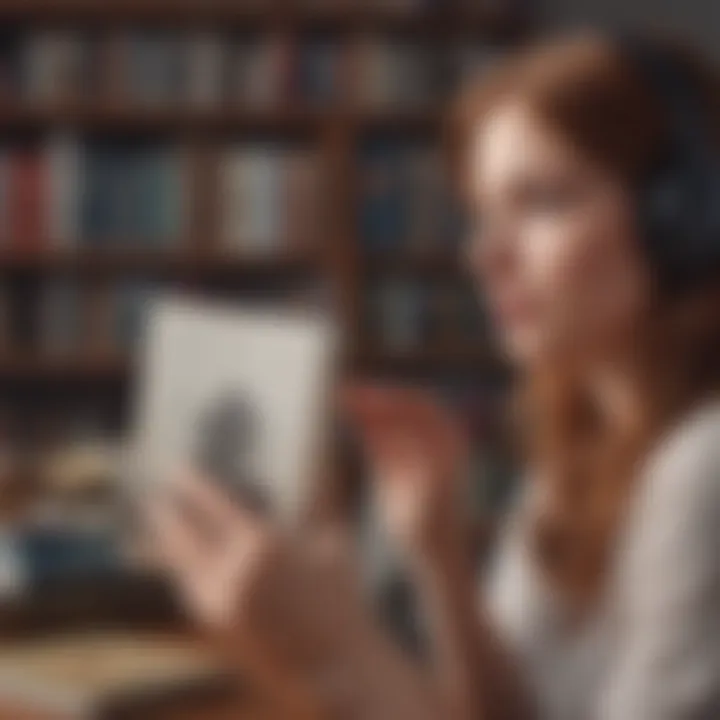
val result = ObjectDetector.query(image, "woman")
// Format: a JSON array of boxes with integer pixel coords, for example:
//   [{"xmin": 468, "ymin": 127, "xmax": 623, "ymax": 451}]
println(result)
[{"xmin": 151, "ymin": 32, "xmax": 720, "ymax": 719}]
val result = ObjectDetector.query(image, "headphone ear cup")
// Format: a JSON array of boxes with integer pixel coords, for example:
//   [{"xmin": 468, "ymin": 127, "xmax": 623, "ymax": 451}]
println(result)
[
  {"xmin": 639, "ymin": 168, "xmax": 690, "ymax": 280},
  {"xmin": 640, "ymin": 164, "xmax": 720, "ymax": 289}
]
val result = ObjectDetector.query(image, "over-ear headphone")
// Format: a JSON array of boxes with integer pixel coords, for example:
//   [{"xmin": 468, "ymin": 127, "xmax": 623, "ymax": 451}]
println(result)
[{"xmin": 617, "ymin": 36, "xmax": 720, "ymax": 292}]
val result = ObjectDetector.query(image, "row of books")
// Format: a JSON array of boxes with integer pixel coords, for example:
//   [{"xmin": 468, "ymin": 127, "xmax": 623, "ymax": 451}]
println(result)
[
  {"xmin": 0, "ymin": 139, "xmax": 184, "ymax": 250},
  {"xmin": 0, "ymin": 279, "xmax": 167, "ymax": 355},
  {"xmin": 359, "ymin": 140, "xmax": 464, "ymax": 253},
  {"xmin": 0, "ymin": 30, "xmax": 495, "ymax": 110},
  {"xmin": 365, "ymin": 278, "xmax": 486, "ymax": 352},
  {"xmin": 1, "ymin": 277, "xmax": 486, "ymax": 357},
  {"xmin": 0, "ymin": 139, "xmax": 323, "ymax": 252},
  {"xmin": 221, "ymin": 144, "xmax": 323, "ymax": 252},
  {"xmin": 0, "ymin": 279, "xmax": 334, "ymax": 357}
]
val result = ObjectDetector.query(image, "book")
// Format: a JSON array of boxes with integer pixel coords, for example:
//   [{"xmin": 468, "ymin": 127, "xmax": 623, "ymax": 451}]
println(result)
[
  {"xmin": 220, "ymin": 145, "xmax": 285, "ymax": 254},
  {"xmin": 0, "ymin": 30, "xmax": 22, "ymax": 103},
  {"xmin": 353, "ymin": 38, "xmax": 436, "ymax": 110},
  {"xmin": 0, "ymin": 149, "xmax": 8, "ymax": 247},
  {"xmin": 360, "ymin": 139, "xmax": 464, "ymax": 254},
  {"xmin": 133, "ymin": 295, "xmax": 337, "ymax": 521},
  {"xmin": 232, "ymin": 34, "xmax": 292, "ymax": 109},
  {"xmin": 37, "ymin": 279, "xmax": 85, "ymax": 356},
  {"xmin": 404, "ymin": 146, "xmax": 449, "ymax": 252},
  {"xmin": 157, "ymin": 147, "xmax": 188, "ymax": 246},
  {"xmin": 80, "ymin": 142, "xmax": 187, "ymax": 248},
  {"xmin": 23, "ymin": 31, "xmax": 83, "ymax": 106},
  {"xmin": 187, "ymin": 33, "xmax": 225, "ymax": 108},
  {"xmin": 0, "ymin": 282, "xmax": 9, "ymax": 352},
  {"xmin": 47, "ymin": 134, "xmax": 82, "ymax": 250},
  {"xmin": 112, "ymin": 280, "xmax": 164, "ymax": 352},
  {"xmin": 81, "ymin": 143, "xmax": 121, "ymax": 246},
  {"xmin": 298, "ymin": 38, "xmax": 343, "ymax": 107},
  {"xmin": 124, "ymin": 32, "xmax": 186, "ymax": 108},
  {"xmin": 368, "ymin": 278, "xmax": 427, "ymax": 351},
  {"xmin": 0, "ymin": 632, "xmax": 227, "ymax": 719},
  {"xmin": 359, "ymin": 139, "xmax": 409, "ymax": 252},
  {"xmin": 7, "ymin": 147, "xmax": 47, "ymax": 252}
]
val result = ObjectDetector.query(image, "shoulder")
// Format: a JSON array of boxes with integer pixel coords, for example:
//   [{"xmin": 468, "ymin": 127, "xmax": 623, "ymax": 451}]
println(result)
[
  {"xmin": 641, "ymin": 397, "xmax": 720, "ymax": 511},
  {"xmin": 620, "ymin": 397, "xmax": 720, "ymax": 574}
]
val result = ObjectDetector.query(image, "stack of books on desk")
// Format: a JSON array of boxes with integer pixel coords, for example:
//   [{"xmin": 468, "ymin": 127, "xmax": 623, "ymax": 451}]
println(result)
[{"xmin": 0, "ymin": 631, "xmax": 229, "ymax": 719}]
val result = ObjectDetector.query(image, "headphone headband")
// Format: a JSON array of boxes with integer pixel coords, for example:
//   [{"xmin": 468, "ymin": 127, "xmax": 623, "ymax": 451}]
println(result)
[
  {"xmin": 615, "ymin": 35, "xmax": 720, "ymax": 292},
  {"xmin": 618, "ymin": 37, "xmax": 712, "ymax": 155}
]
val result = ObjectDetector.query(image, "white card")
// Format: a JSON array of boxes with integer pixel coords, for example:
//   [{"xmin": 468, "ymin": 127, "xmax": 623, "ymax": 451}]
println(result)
[{"xmin": 132, "ymin": 295, "xmax": 338, "ymax": 521}]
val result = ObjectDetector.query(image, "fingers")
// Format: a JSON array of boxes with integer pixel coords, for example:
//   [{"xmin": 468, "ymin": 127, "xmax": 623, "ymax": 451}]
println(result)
[
  {"xmin": 343, "ymin": 382, "xmax": 464, "ymax": 457},
  {"xmin": 146, "ymin": 493, "xmax": 206, "ymax": 582},
  {"xmin": 343, "ymin": 382, "xmax": 453, "ymax": 434},
  {"xmin": 147, "ymin": 471, "xmax": 266, "ymax": 581},
  {"xmin": 175, "ymin": 470, "xmax": 260, "ymax": 536}
]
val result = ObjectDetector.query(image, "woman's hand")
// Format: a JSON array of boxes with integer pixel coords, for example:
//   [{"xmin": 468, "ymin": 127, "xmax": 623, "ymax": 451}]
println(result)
[
  {"xmin": 149, "ymin": 472, "xmax": 445, "ymax": 720},
  {"xmin": 343, "ymin": 384, "xmax": 471, "ymax": 565},
  {"xmin": 148, "ymin": 473, "xmax": 369, "ymax": 715}
]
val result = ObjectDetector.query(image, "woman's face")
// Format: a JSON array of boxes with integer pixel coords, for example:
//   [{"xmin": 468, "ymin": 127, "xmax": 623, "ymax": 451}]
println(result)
[{"xmin": 468, "ymin": 102, "xmax": 653, "ymax": 367}]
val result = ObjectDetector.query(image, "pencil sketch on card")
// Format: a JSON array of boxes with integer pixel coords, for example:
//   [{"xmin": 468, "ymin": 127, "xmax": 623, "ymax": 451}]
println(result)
[{"xmin": 132, "ymin": 296, "xmax": 337, "ymax": 520}]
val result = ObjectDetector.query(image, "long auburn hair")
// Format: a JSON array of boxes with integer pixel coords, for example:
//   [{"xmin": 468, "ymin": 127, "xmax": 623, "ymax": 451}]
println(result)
[{"xmin": 452, "ymin": 33, "xmax": 720, "ymax": 606}]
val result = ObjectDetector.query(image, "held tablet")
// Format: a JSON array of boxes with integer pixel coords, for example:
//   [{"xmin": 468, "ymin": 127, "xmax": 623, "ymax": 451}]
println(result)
[{"xmin": 131, "ymin": 295, "xmax": 338, "ymax": 522}]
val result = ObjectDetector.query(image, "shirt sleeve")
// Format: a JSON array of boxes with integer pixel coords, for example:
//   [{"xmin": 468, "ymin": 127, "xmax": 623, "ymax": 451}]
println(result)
[{"xmin": 598, "ymin": 410, "xmax": 720, "ymax": 720}]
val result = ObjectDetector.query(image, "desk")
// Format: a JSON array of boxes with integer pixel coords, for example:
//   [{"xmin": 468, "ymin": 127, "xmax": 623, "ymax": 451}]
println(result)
[{"xmin": 0, "ymin": 692, "xmax": 280, "ymax": 719}]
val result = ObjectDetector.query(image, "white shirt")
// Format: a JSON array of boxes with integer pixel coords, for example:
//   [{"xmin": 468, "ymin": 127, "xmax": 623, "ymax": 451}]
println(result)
[{"xmin": 486, "ymin": 399, "xmax": 720, "ymax": 720}]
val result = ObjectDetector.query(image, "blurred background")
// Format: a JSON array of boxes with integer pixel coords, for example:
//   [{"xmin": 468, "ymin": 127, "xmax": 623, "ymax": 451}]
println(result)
[{"xmin": 0, "ymin": 0, "xmax": 715, "ymax": 718}]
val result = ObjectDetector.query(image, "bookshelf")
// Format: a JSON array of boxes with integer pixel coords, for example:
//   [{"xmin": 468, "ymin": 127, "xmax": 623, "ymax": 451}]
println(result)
[
  {"xmin": 0, "ymin": 2, "xmax": 528, "ymax": 37},
  {"xmin": 0, "ymin": 0, "xmax": 528, "ymax": 518}
]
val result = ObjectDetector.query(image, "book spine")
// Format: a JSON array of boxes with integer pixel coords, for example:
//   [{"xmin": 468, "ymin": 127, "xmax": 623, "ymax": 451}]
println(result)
[
  {"xmin": 0, "ymin": 149, "xmax": 7, "ymax": 248},
  {"xmin": 54, "ymin": 33, "xmax": 82, "ymax": 105},
  {"xmin": 359, "ymin": 141, "xmax": 407, "ymax": 252},
  {"xmin": 109, "ymin": 145, "xmax": 131, "ymax": 245},
  {"xmin": 240, "ymin": 148, "xmax": 281, "ymax": 254},
  {"xmin": 112, "ymin": 281, "xmax": 158, "ymax": 351},
  {"xmin": 85, "ymin": 283, "xmax": 116, "ymax": 356},
  {"xmin": 47, "ymin": 134, "xmax": 81, "ymax": 251},
  {"xmin": 373, "ymin": 278, "xmax": 426, "ymax": 351},
  {"xmin": 0, "ymin": 282, "xmax": 8, "ymax": 352},
  {"xmin": 37, "ymin": 279, "xmax": 82, "ymax": 356},
  {"xmin": 23, "ymin": 33, "xmax": 52, "ymax": 106},
  {"xmin": 0, "ymin": 32, "xmax": 22, "ymax": 103},
  {"xmin": 219, "ymin": 147, "xmax": 244, "ymax": 252},
  {"xmin": 9, "ymin": 148, "xmax": 47, "ymax": 253},
  {"xmin": 187, "ymin": 33, "xmax": 224, "ymax": 108},
  {"xmin": 405, "ymin": 147, "xmax": 445, "ymax": 253},
  {"xmin": 159, "ymin": 147, "xmax": 186, "ymax": 247}
]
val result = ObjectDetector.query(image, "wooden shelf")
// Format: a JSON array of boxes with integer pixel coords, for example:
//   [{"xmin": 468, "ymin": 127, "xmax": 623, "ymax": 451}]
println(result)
[
  {"xmin": 0, "ymin": 354, "xmax": 129, "ymax": 382},
  {"xmin": 0, "ymin": 2, "xmax": 526, "ymax": 38},
  {"xmin": 0, "ymin": 347, "xmax": 504, "ymax": 382},
  {"xmin": 0, "ymin": 249, "xmax": 321, "ymax": 276},
  {"xmin": 0, "ymin": 105, "xmax": 328, "ymax": 134},
  {"xmin": 0, "ymin": 104, "xmax": 446, "ymax": 133},
  {"xmin": 362, "ymin": 251, "xmax": 464, "ymax": 276}
]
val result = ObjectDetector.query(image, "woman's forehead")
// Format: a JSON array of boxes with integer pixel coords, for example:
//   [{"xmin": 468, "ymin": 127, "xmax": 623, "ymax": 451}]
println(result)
[{"xmin": 470, "ymin": 103, "xmax": 585, "ymax": 191}]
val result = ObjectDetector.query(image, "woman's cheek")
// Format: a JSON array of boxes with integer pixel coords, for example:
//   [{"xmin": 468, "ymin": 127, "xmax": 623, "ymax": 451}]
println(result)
[{"xmin": 521, "ymin": 214, "xmax": 603, "ymax": 351}]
